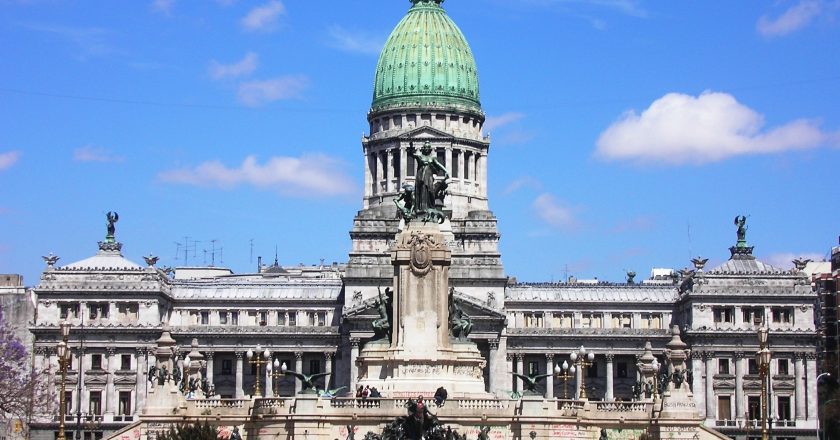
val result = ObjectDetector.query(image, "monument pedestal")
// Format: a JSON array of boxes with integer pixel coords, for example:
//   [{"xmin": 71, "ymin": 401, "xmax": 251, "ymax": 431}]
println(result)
[{"xmin": 356, "ymin": 223, "xmax": 489, "ymax": 397}]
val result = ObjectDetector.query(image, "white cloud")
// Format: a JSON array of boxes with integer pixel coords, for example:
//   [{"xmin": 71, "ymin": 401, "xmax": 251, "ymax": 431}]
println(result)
[
  {"xmin": 241, "ymin": 1, "xmax": 285, "ymax": 32},
  {"xmin": 158, "ymin": 154, "xmax": 356, "ymax": 197},
  {"xmin": 532, "ymin": 193, "xmax": 580, "ymax": 230},
  {"xmin": 73, "ymin": 146, "xmax": 124, "ymax": 163},
  {"xmin": 763, "ymin": 252, "xmax": 825, "ymax": 269},
  {"xmin": 22, "ymin": 24, "xmax": 114, "ymax": 59},
  {"xmin": 152, "ymin": 0, "xmax": 175, "ymax": 15},
  {"xmin": 757, "ymin": 0, "xmax": 822, "ymax": 37},
  {"xmin": 0, "ymin": 151, "xmax": 21, "ymax": 170},
  {"xmin": 595, "ymin": 91, "xmax": 833, "ymax": 164},
  {"xmin": 484, "ymin": 112, "xmax": 525, "ymax": 133},
  {"xmin": 326, "ymin": 26, "xmax": 385, "ymax": 55},
  {"xmin": 237, "ymin": 75, "xmax": 308, "ymax": 106},
  {"xmin": 209, "ymin": 52, "xmax": 258, "ymax": 80},
  {"xmin": 503, "ymin": 176, "xmax": 543, "ymax": 195}
]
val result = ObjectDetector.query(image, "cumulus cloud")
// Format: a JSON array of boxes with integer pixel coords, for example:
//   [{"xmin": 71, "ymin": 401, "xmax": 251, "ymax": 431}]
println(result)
[
  {"xmin": 158, "ymin": 154, "xmax": 356, "ymax": 197},
  {"xmin": 241, "ymin": 1, "xmax": 285, "ymax": 32},
  {"xmin": 532, "ymin": 193, "xmax": 580, "ymax": 231},
  {"xmin": 73, "ymin": 146, "xmax": 124, "ymax": 163},
  {"xmin": 209, "ymin": 52, "xmax": 258, "ymax": 80},
  {"xmin": 0, "ymin": 151, "xmax": 21, "ymax": 170},
  {"xmin": 763, "ymin": 252, "xmax": 825, "ymax": 269},
  {"xmin": 326, "ymin": 26, "xmax": 385, "ymax": 56},
  {"xmin": 484, "ymin": 112, "xmax": 525, "ymax": 133},
  {"xmin": 757, "ymin": 0, "xmax": 823, "ymax": 37},
  {"xmin": 595, "ymin": 91, "xmax": 834, "ymax": 164},
  {"xmin": 237, "ymin": 75, "xmax": 308, "ymax": 106}
]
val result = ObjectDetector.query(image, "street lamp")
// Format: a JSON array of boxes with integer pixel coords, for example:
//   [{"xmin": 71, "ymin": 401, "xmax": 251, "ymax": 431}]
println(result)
[
  {"xmin": 56, "ymin": 321, "xmax": 71, "ymax": 440},
  {"xmin": 246, "ymin": 345, "xmax": 270, "ymax": 397},
  {"xmin": 757, "ymin": 325, "xmax": 771, "ymax": 440},
  {"xmin": 652, "ymin": 358, "xmax": 661, "ymax": 399},
  {"xmin": 269, "ymin": 359, "xmax": 287, "ymax": 396},
  {"xmin": 571, "ymin": 346, "xmax": 595, "ymax": 400},
  {"xmin": 554, "ymin": 360, "xmax": 576, "ymax": 399}
]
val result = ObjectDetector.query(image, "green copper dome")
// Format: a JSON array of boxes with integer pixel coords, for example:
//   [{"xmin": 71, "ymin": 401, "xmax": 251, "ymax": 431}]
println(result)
[{"xmin": 371, "ymin": 0, "xmax": 482, "ymax": 115}]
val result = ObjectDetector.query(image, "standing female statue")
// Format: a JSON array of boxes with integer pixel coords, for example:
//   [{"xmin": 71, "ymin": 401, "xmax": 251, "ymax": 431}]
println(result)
[{"xmin": 407, "ymin": 141, "xmax": 449, "ymax": 222}]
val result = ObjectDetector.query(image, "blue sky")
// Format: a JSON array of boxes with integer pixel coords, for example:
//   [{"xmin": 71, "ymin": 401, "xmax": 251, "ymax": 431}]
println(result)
[{"xmin": 1, "ymin": 0, "xmax": 838, "ymax": 285}]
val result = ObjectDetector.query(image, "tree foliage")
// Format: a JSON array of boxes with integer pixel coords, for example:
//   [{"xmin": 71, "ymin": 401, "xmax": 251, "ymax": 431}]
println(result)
[
  {"xmin": 156, "ymin": 422, "xmax": 219, "ymax": 440},
  {"xmin": 0, "ymin": 306, "xmax": 51, "ymax": 437}
]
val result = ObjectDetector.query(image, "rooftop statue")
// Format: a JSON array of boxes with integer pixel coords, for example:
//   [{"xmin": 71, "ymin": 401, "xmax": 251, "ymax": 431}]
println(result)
[
  {"xmin": 105, "ymin": 211, "xmax": 119, "ymax": 243},
  {"xmin": 407, "ymin": 141, "xmax": 449, "ymax": 224},
  {"xmin": 734, "ymin": 215, "xmax": 748, "ymax": 247}
]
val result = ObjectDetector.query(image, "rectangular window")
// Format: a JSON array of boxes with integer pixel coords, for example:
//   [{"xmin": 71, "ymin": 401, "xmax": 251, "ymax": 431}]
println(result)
[
  {"xmin": 308, "ymin": 311, "xmax": 316, "ymax": 326},
  {"xmin": 748, "ymin": 359, "xmax": 759, "ymax": 375},
  {"xmin": 120, "ymin": 354, "xmax": 131, "ymax": 371},
  {"xmin": 436, "ymin": 149, "xmax": 446, "ymax": 171},
  {"xmin": 288, "ymin": 312, "xmax": 297, "ymax": 326},
  {"xmin": 220, "ymin": 312, "xmax": 228, "ymax": 325},
  {"xmin": 464, "ymin": 152, "xmax": 472, "ymax": 180},
  {"xmin": 231, "ymin": 311, "xmax": 239, "ymax": 326},
  {"xmin": 778, "ymin": 359, "xmax": 790, "ymax": 375},
  {"xmin": 118, "ymin": 391, "xmax": 131, "ymax": 415},
  {"xmin": 713, "ymin": 307, "xmax": 735, "ymax": 324},
  {"xmin": 553, "ymin": 313, "xmax": 574, "ymax": 329},
  {"xmin": 772, "ymin": 307, "xmax": 793, "ymax": 324},
  {"xmin": 718, "ymin": 359, "xmax": 730, "ymax": 375},
  {"xmin": 748, "ymin": 396, "xmax": 761, "ymax": 420},
  {"xmin": 528, "ymin": 361, "xmax": 539, "ymax": 376},
  {"xmin": 64, "ymin": 391, "xmax": 73, "ymax": 414},
  {"xmin": 89, "ymin": 390, "xmax": 102, "ymax": 415},
  {"xmin": 777, "ymin": 396, "xmax": 791, "ymax": 420},
  {"xmin": 309, "ymin": 359, "xmax": 321, "ymax": 375},
  {"xmin": 117, "ymin": 303, "xmax": 138, "ymax": 319},
  {"xmin": 611, "ymin": 313, "xmax": 632, "ymax": 328},
  {"xmin": 717, "ymin": 396, "xmax": 731, "ymax": 420},
  {"xmin": 88, "ymin": 303, "xmax": 108, "ymax": 320},
  {"xmin": 277, "ymin": 311, "xmax": 286, "ymax": 326},
  {"xmin": 259, "ymin": 311, "xmax": 268, "ymax": 326},
  {"xmin": 742, "ymin": 307, "xmax": 764, "ymax": 325},
  {"xmin": 200, "ymin": 311, "xmax": 209, "ymax": 325},
  {"xmin": 318, "ymin": 312, "xmax": 327, "ymax": 326},
  {"xmin": 640, "ymin": 313, "xmax": 662, "ymax": 329},
  {"xmin": 407, "ymin": 155, "xmax": 415, "ymax": 177},
  {"xmin": 581, "ymin": 313, "xmax": 603, "ymax": 329},
  {"xmin": 221, "ymin": 360, "xmax": 232, "ymax": 375},
  {"xmin": 91, "ymin": 354, "xmax": 103, "ymax": 370},
  {"xmin": 452, "ymin": 150, "xmax": 460, "ymax": 178},
  {"xmin": 617, "ymin": 362, "xmax": 628, "ymax": 378},
  {"xmin": 524, "ymin": 313, "xmax": 544, "ymax": 328}
]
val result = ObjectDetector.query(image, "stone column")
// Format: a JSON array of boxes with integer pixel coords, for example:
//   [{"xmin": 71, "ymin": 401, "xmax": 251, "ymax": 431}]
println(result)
[
  {"xmin": 691, "ymin": 351, "xmax": 706, "ymax": 417},
  {"xmin": 377, "ymin": 151, "xmax": 385, "ymax": 194},
  {"xmin": 399, "ymin": 148, "xmax": 407, "ymax": 187},
  {"xmin": 704, "ymin": 352, "xmax": 715, "ymax": 420},
  {"xmin": 506, "ymin": 353, "xmax": 515, "ymax": 393},
  {"xmin": 386, "ymin": 149, "xmax": 394, "ymax": 192},
  {"xmin": 445, "ymin": 147, "xmax": 453, "ymax": 177},
  {"xmin": 488, "ymin": 340, "xmax": 500, "ymax": 396},
  {"xmin": 350, "ymin": 338, "xmax": 360, "ymax": 393},
  {"xmin": 205, "ymin": 352, "xmax": 214, "ymax": 384},
  {"xmin": 575, "ymin": 356, "xmax": 582, "ymax": 399},
  {"xmin": 325, "ymin": 352, "xmax": 334, "ymax": 389},
  {"xmin": 294, "ymin": 352, "xmax": 303, "ymax": 395},
  {"xmin": 605, "ymin": 353, "xmax": 614, "ymax": 401},
  {"xmin": 108, "ymin": 301, "xmax": 116, "ymax": 323},
  {"xmin": 104, "ymin": 348, "xmax": 116, "ymax": 419},
  {"xmin": 235, "ymin": 352, "xmax": 244, "ymax": 398},
  {"xmin": 457, "ymin": 149, "xmax": 464, "ymax": 182},
  {"xmin": 794, "ymin": 352, "xmax": 806, "ymax": 420},
  {"xmin": 135, "ymin": 348, "xmax": 147, "ymax": 416},
  {"xmin": 364, "ymin": 153, "xmax": 373, "ymax": 199},
  {"xmin": 515, "ymin": 353, "xmax": 524, "ymax": 393},
  {"xmin": 469, "ymin": 153, "xmax": 477, "ymax": 181},
  {"xmin": 545, "ymin": 354, "xmax": 555, "ymax": 399},
  {"xmin": 734, "ymin": 352, "xmax": 744, "ymax": 421},
  {"xmin": 805, "ymin": 352, "xmax": 818, "ymax": 420}
]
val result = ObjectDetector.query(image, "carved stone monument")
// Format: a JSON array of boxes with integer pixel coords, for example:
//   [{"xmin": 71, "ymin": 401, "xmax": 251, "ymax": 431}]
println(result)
[
  {"xmin": 657, "ymin": 325, "xmax": 702, "ymax": 439},
  {"xmin": 356, "ymin": 222, "xmax": 488, "ymax": 397}
]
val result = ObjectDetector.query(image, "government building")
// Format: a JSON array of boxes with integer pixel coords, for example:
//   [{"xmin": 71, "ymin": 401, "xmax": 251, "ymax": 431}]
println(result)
[{"xmin": 20, "ymin": 1, "xmax": 824, "ymax": 439}]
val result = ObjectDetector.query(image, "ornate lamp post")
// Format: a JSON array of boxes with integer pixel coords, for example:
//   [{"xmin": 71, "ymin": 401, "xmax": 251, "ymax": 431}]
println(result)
[
  {"xmin": 652, "ymin": 358, "xmax": 661, "ymax": 399},
  {"xmin": 553, "ymin": 360, "xmax": 576, "ymax": 399},
  {"xmin": 269, "ymin": 359, "xmax": 286, "ymax": 396},
  {"xmin": 570, "ymin": 346, "xmax": 595, "ymax": 400},
  {"xmin": 246, "ymin": 345, "xmax": 270, "ymax": 397},
  {"xmin": 57, "ymin": 321, "xmax": 71, "ymax": 440},
  {"xmin": 757, "ymin": 325, "xmax": 771, "ymax": 440}
]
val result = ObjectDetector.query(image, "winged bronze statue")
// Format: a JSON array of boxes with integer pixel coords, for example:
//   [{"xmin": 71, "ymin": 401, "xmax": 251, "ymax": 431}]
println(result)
[
  {"xmin": 318, "ymin": 386, "xmax": 348, "ymax": 398},
  {"xmin": 284, "ymin": 370, "xmax": 331, "ymax": 394},
  {"xmin": 512, "ymin": 372, "xmax": 553, "ymax": 394}
]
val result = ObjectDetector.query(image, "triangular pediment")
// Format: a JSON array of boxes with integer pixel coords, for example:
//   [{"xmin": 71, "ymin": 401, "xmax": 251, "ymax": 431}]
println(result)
[{"xmin": 401, "ymin": 126, "xmax": 455, "ymax": 140}]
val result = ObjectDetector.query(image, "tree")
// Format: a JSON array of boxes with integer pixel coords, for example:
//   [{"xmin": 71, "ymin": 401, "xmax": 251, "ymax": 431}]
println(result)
[
  {"xmin": 0, "ymin": 306, "xmax": 51, "ymax": 439},
  {"xmin": 156, "ymin": 422, "xmax": 219, "ymax": 440}
]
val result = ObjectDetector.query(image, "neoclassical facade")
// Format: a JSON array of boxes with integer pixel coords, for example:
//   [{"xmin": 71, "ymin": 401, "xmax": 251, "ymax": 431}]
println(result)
[{"xmin": 25, "ymin": 1, "xmax": 821, "ymax": 440}]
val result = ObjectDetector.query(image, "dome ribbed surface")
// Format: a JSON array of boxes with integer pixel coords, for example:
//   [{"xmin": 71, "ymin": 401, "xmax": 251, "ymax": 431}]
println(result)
[{"xmin": 371, "ymin": 0, "xmax": 481, "ymax": 115}]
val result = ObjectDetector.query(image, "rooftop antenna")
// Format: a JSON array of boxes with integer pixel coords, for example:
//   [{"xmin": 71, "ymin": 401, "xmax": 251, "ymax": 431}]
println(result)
[
  {"xmin": 274, "ymin": 245, "xmax": 279, "ymax": 265},
  {"xmin": 249, "ymin": 238, "xmax": 254, "ymax": 264},
  {"xmin": 210, "ymin": 239, "xmax": 218, "ymax": 267},
  {"xmin": 687, "ymin": 221, "xmax": 693, "ymax": 261}
]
